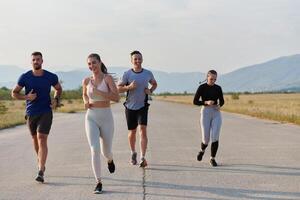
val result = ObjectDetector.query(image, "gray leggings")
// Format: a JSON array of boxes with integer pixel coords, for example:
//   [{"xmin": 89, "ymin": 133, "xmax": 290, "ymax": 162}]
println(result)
[
  {"xmin": 200, "ymin": 106, "xmax": 222, "ymax": 144},
  {"xmin": 85, "ymin": 107, "xmax": 114, "ymax": 182}
]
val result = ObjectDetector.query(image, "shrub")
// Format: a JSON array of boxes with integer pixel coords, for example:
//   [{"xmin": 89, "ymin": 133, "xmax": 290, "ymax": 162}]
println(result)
[
  {"xmin": 248, "ymin": 100, "xmax": 254, "ymax": 104},
  {"xmin": 0, "ymin": 88, "xmax": 11, "ymax": 100},
  {"xmin": 67, "ymin": 99, "xmax": 73, "ymax": 104},
  {"xmin": 231, "ymin": 93, "xmax": 240, "ymax": 100},
  {"xmin": 0, "ymin": 101, "xmax": 8, "ymax": 114}
]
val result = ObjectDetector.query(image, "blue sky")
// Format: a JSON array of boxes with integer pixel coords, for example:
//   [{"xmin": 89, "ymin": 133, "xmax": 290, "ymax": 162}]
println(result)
[{"xmin": 0, "ymin": 0, "xmax": 299, "ymax": 74}]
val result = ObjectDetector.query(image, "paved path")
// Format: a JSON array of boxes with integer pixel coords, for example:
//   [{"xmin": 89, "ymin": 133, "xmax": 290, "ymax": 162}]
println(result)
[{"xmin": 0, "ymin": 101, "xmax": 299, "ymax": 200}]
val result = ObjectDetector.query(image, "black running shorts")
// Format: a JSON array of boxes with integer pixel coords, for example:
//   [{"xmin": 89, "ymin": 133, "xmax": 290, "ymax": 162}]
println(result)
[
  {"xmin": 26, "ymin": 111, "xmax": 53, "ymax": 135},
  {"xmin": 125, "ymin": 105, "xmax": 149, "ymax": 130}
]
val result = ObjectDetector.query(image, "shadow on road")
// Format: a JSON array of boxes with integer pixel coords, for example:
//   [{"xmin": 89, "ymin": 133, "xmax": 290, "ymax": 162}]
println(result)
[
  {"xmin": 142, "ymin": 163, "xmax": 300, "ymax": 199},
  {"xmin": 96, "ymin": 171, "xmax": 300, "ymax": 199},
  {"xmin": 145, "ymin": 184, "xmax": 300, "ymax": 200},
  {"xmin": 149, "ymin": 163, "xmax": 300, "ymax": 176}
]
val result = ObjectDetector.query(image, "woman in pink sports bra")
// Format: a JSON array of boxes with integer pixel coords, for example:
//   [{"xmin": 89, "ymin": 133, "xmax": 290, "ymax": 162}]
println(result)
[{"xmin": 82, "ymin": 53, "xmax": 120, "ymax": 194}]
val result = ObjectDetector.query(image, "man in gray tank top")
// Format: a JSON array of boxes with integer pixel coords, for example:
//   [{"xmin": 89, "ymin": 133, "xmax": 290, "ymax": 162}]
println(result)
[{"xmin": 117, "ymin": 50, "xmax": 157, "ymax": 168}]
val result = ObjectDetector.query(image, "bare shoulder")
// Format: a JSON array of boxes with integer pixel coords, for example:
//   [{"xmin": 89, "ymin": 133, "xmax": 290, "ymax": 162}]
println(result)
[
  {"xmin": 82, "ymin": 77, "xmax": 91, "ymax": 85},
  {"xmin": 104, "ymin": 74, "xmax": 114, "ymax": 83}
]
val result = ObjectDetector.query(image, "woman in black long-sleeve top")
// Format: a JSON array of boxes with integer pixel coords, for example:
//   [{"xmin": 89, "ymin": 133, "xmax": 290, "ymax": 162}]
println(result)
[{"xmin": 193, "ymin": 70, "xmax": 224, "ymax": 167}]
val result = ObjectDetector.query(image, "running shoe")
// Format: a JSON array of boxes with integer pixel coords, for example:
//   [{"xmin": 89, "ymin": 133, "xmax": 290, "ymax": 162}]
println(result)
[
  {"xmin": 131, "ymin": 152, "xmax": 137, "ymax": 165},
  {"xmin": 94, "ymin": 182, "xmax": 103, "ymax": 194},
  {"xmin": 35, "ymin": 170, "xmax": 44, "ymax": 183},
  {"xmin": 108, "ymin": 160, "xmax": 115, "ymax": 173},
  {"xmin": 139, "ymin": 158, "xmax": 148, "ymax": 168},
  {"xmin": 197, "ymin": 151, "xmax": 205, "ymax": 161},
  {"xmin": 210, "ymin": 158, "xmax": 218, "ymax": 167}
]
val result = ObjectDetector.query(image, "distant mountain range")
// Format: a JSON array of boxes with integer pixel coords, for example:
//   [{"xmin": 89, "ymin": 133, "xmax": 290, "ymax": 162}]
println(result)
[
  {"xmin": 218, "ymin": 54, "xmax": 300, "ymax": 92},
  {"xmin": 1, "ymin": 54, "xmax": 300, "ymax": 93}
]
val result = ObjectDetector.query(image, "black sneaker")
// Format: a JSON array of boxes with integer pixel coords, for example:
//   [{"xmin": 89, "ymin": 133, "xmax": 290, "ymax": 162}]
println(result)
[
  {"xmin": 94, "ymin": 182, "xmax": 103, "ymax": 194},
  {"xmin": 131, "ymin": 152, "xmax": 137, "ymax": 165},
  {"xmin": 139, "ymin": 158, "xmax": 148, "ymax": 168},
  {"xmin": 35, "ymin": 170, "xmax": 44, "ymax": 183},
  {"xmin": 210, "ymin": 158, "xmax": 218, "ymax": 167},
  {"xmin": 108, "ymin": 160, "xmax": 115, "ymax": 173},
  {"xmin": 197, "ymin": 151, "xmax": 205, "ymax": 161}
]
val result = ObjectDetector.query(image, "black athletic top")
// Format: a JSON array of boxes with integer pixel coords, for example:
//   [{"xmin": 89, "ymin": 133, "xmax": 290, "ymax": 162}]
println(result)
[{"xmin": 193, "ymin": 83, "xmax": 225, "ymax": 107}]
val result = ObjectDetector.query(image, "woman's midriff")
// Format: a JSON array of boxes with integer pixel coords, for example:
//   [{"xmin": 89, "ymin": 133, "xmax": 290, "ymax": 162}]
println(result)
[{"xmin": 90, "ymin": 101, "xmax": 111, "ymax": 108}]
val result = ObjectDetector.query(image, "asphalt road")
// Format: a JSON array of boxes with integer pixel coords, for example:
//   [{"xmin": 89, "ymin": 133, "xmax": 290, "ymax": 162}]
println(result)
[{"xmin": 0, "ymin": 100, "xmax": 299, "ymax": 200}]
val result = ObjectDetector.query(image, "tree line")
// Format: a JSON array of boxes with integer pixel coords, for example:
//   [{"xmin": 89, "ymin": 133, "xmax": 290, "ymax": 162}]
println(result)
[
  {"xmin": 0, "ymin": 86, "xmax": 297, "ymax": 101},
  {"xmin": 0, "ymin": 86, "xmax": 83, "ymax": 100}
]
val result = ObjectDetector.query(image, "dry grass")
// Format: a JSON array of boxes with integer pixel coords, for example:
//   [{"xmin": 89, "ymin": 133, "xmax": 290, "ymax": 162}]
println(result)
[
  {"xmin": 1, "ymin": 94, "xmax": 299, "ymax": 129},
  {"xmin": 56, "ymin": 99, "xmax": 85, "ymax": 113},
  {"xmin": 0, "ymin": 99, "xmax": 85, "ymax": 130},
  {"xmin": 0, "ymin": 101, "xmax": 27, "ymax": 129},
  {"xmin": 155, "ymin": 93, "xmax": 300, "ymax": 125},
  {"xmin": 0, "ymin": 99, "xmax": 121, "ymax": 129}
]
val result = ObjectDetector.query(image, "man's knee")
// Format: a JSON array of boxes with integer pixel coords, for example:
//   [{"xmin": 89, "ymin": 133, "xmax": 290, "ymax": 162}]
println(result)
[
  {"xmin": 139, "ymin": 126, "xmax": 147, "ymax": 138},
  {"xmin": 37, "ymin": 133, "xmax": 48, "ymax": 143},
  {"xmin": 139, "ymin": 125, "xmax": 147, "ymax": 132},
  {"xmin": 129, "ymin": 129, "xmax": 137, "ymax": 135},
  {"xmin": 32, "ymin": 134, "xmax": 38, "ymax": 141}
]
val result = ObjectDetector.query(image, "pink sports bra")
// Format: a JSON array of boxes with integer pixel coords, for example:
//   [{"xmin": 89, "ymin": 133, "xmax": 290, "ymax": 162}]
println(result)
[{"xmin": 87, "ymin": 76, "xmax": 109, "ymax": 102}]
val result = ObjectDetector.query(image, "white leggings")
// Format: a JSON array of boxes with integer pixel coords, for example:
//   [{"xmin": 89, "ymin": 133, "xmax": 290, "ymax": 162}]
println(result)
[
  {"xmin": 200, "ymin": 106, "xmax": 222, "ymax": 144},
  {"xmin": 85, "ymin": 107, "xmax": 114, "ymax": 182}
]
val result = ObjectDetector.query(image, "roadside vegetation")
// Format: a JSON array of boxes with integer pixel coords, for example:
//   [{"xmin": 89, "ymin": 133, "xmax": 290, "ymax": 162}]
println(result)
[
  {"xmin": 0, "ymin": 87, "xmax": 85, "ymax": 129},
  {"xmin": 1, "ymin": 86, "xmax": 299, "ymax": 129},
  {"xmin": 155, "ymin": 93, "xmax": 300, "ymax": 125}
]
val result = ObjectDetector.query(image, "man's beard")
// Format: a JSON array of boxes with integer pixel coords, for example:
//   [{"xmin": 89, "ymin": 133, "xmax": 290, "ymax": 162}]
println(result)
[{"xmin": 34, "ymin": 65, "xmax": 42, "ymax": 70}]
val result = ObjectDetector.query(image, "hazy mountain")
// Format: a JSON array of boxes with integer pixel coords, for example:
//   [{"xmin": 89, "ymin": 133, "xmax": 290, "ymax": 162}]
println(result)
[
  {"xmin": 152, "ymin": 71, "xmax": 204, "ymax": 93},
  {"xmin": 0, "ymin": 65, "xmax": 25, "ymax": 88},
  {"xmin": 218, "ymin": 54, "xmax": 300, "ymax": 92},
  {"xmin": 0, "ymin": 65, "xmax": 24, "ymax": 82},
  {"xmin": 56, "ymin": 67, "xmax": 204, "ymax": 93},
  {"xmin": 1, "ymin": 54, "xmax": 300, "ymax": 93},
  {"xmin": 56, "ymin": 67, "xmax": 130, "ymax": 90}
]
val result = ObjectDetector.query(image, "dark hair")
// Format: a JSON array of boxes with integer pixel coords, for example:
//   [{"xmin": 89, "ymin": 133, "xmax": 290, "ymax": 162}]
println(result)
[
  {"xmin": 130, "ymin": 50, "xmax": 142, "ymax": 57},
  {"xmin": 207, "ymin": 70, "xmax": 217, "ymax": 76},
  {"xmin": 87, "ymin": 53, "xmax": 108, "ymax": 74},
  {"xmin": 31, "ymin": 51, "xmax": 43, "ymax": 58},
  {"xmin": 199, "ymin": 69, "xmax": 218, "ymax": 84}
]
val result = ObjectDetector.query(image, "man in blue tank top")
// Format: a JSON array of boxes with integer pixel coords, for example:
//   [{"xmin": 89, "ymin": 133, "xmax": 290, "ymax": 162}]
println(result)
[
  {"xmin": 11, "ymin": 52, "xmax": 62, "ymax": 183},
  {"xmin": 118, "ymin": 50, "xmax": 157, "ymax": 168}
]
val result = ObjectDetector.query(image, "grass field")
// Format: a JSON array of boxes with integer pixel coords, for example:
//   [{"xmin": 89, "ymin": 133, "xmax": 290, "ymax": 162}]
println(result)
[
  {"xmin": 0, "ymin": 99, "xmax": 85, "ymax": 130},
  {"xmin": 1, "ymin": 93, "xmax": 299, "ymax": 129},
  {"xmin": 155, "ymin": 93, "xmax": 300, "ymax": 125}
]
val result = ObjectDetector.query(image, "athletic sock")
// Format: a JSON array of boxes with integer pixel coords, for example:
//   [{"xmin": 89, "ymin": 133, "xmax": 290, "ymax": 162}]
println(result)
[
  {"xmin": 131, "ymin": 151, "xmax": 136, "ymax": 155},
  {"xmin": 211, "ymin": 141, "xmax": 219, "ymax": 158},
  {"xmin": 201, "ymin": 142, "xmax": 208, "ymax": 152}
]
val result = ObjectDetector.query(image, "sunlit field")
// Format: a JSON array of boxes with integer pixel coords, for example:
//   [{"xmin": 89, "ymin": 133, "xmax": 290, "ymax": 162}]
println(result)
[
  {"xmin": 0, "ymin": 100, "xmax": 27, "ymax": 129},
  {"xmin": 0, "ymin": 99, "xmax": 85, "ymax": 130},
  {"xmin": 155, "ymin": 93, "xmax": 300, "ymax": 125},
  {"xmin": 1, "ymin": 94, "xmax": 299, "ymax": 129}
]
